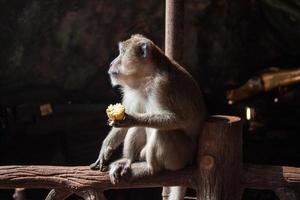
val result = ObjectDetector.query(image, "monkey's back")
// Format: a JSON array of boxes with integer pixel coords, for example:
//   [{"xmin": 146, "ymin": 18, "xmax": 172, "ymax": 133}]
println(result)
[{"xmin": 157, "ymin": 60, "xmax": 206, "ymax": 137}]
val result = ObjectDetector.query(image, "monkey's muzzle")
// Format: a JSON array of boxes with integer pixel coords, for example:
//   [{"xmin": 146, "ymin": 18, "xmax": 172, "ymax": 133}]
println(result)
[{"xmin": 108, "ymin": 69, "xmax": 119, "ymax": 76}]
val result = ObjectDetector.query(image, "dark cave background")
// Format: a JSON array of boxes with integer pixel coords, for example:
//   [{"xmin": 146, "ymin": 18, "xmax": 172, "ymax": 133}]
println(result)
[{"xmin": 1, "ymin": 0, "xmax": 300, "ymax": 199}]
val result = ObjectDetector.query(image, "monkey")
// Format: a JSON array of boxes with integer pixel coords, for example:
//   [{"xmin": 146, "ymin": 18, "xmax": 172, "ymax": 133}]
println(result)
[{"xmin": 90, "ymin": 34, "xmax": 206, "ymax": 200}]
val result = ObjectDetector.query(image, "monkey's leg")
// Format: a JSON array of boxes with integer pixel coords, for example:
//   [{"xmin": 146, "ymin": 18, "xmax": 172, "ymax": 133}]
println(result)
[
  {"xmin": 90, "ymin": 128, "xmax": 128, "ymax": 171},
  {"xmin": 123, "ymin": 129, "xmax": 194, "ymax": 180},
  {"xmin": 109, "ymin": 128, "xmax": 146, "ymax": 183},
  {"xmin": 109, "ymin": 158, "xmax": 130, "ymax": 184},
  {"xmin": 125, "ymin": 161, "xmax": 158, "ymax": 179},
  {"xmin": 114, "ymin": 130, "xmax": 164, "ymax": 181},
  {"xmin": 145, "ymin": 130, "xmax": 192, "ymax": 200},
  {"xmin": 139, "ymin": 146, "xmax": 146, "ymax": 161},
  {"xmin": 109, "ymin": 160, "xmax": 157, "ymax": 184},
  {"xmin": 157, "ymin": 130, "xmax": 192, "ymax": 200},
  {"xmin": 163, "ymin": 186, "xmax": 187, "ymax": 200},
  {"xmin": 162, "ymin": 187, "xmax": 171, "ymax": 200},
  {"xmin": 168, "ymin": 186, "xmax": 186, "ymax": 200},
  {"xmin": 163, "ymin": 187, "xmax": 186, "ymax": 200},
  {"xmin": 122, "ymin": 128, "xmax": 146, "ymax": 172}
]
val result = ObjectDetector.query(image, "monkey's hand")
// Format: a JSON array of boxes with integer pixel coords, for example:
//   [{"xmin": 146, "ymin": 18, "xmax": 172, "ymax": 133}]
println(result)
[
  {"xmin": 109, "ymin": 113, "xmax": 137, "ymax": 128},
  {"xmin": 90, "ymin": 146, "xmax": 114, "ymax": 172}
]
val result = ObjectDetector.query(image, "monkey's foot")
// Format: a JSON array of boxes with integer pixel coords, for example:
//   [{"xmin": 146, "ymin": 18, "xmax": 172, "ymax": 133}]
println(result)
[
  {"xmin": 109, "ymin": 160, "xmax": 132, "ymax": 184},
  {"xmin": 90, "ymin": 146, "xmax": 114, "ymax": 172},
  {"xmin": 89, "ymin": 160, "xmax": 109, "ymax": 172},
  {"xmin": 89, "ymin": 161, "xmax": 100, "ymax": 170}
]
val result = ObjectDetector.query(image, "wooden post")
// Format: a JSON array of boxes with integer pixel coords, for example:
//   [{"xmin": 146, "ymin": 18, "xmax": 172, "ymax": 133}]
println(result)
[
  {"xmin": 165, "ymin": 0, "xmax": 184, "ymax": 63},
  {"xmin": 164, "ymin": 3, "xmax": 185, "ymax": 199},
  {"xmin": 197, "ymin": 115, "xmax": 243, "ymax": 200}
]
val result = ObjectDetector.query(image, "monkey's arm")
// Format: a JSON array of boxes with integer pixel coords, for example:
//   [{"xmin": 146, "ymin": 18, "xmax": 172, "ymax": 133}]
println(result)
[
  {"xmin": 90, "ymin": 127, "xmax": 128, "ymax": 171},
  {"xmin": 103, "ymin": 127, "xmax": 128, "ymax": 148},
  {"xmin": 112, "ymin": 112, "xmax": 184, "ymax": 130}
]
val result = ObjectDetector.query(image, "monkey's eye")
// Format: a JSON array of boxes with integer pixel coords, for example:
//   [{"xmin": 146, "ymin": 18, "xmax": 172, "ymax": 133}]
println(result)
[{"xmin": 137, "ymin": 42, "xmax": 148, "ymax": 58}]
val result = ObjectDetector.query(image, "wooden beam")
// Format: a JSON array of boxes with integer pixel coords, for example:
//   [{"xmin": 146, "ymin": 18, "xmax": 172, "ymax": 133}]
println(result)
[
  {"xmin": 243, "ymin": 164, "xmax": 300, "ymax": 189},
  {"xmin": 2, "ymin": 164, "xmax": 300, "ymax": 194},
  {"xmin": 0, "ymin": 165, "xmax": 195, "ymax": 190}
]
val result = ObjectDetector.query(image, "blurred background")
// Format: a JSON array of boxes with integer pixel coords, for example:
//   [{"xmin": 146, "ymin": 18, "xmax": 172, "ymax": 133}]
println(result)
[{"xmin": 0, "ymin": 0, "xmax": 300, "ymax": 199}]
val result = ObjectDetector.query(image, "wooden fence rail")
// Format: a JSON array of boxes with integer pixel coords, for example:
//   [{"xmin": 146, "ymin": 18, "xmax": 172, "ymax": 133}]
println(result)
[
  {"xmin": 1, "ymin": 164, "xmax": 300, "ymax": 199},
  {"xmin": 1, "ymin": 164, "xmax": 300, "ymax": 190},
  {"xmin": 0, "ymin": 165, "xmax": 195, "ymax": 190},
  {"xmin": 0, "ymin": 115, "xmax": 299, "ymax": 199}
]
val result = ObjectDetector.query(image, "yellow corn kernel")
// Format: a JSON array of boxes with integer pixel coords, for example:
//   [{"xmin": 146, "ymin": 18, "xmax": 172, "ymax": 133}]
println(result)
[{"xmin": 106, "ymin": 103, "xmax": 125, "ymax": 121}]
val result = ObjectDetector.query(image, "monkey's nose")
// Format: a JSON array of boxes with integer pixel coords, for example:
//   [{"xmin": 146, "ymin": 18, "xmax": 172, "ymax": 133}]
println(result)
[
  {"xmin": 111, "ymin": 72, "xmax": 118, "ymax": 76},
  {"xmin": 108, "ymin": 68, "xmax": 119, "ymax": 76}
]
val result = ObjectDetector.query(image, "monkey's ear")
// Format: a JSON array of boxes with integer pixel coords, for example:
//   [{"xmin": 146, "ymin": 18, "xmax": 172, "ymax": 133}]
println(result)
[{"xmin": 138, "ymin": 42, "xmax": 148, "ymax": 58}]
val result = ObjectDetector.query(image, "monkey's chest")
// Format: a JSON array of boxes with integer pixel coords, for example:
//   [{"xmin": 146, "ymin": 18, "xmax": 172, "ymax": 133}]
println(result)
[
  {"xmin": 123, "ymin": 95, "xmax": 160, "ymax": 113},
  {"xmin": 124, "ymin": 100, "xmax": 145, "ymax": 113}
]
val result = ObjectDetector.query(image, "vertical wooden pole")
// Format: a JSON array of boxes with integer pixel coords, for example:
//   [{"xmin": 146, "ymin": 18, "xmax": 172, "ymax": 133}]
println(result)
[
  {"xmin": 197, "ymin": 116, "xmax": 243, "ymax": 200},
  {"xmin": 165, "ymin": 0, "xmax": 184, "ymax": 63},
  {"xmin": 163, "ymin": 1, "xmax": 184, "ymax": 199},
  {"xmin": 165, "ymin": 1, "xmax": 243, "ymax": 199}
]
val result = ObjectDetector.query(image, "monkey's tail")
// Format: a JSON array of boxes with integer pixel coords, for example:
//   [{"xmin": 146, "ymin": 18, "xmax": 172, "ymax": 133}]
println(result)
[{"xmin": 162, "ymin": 186, "xmax": 187, "ymax": 200}]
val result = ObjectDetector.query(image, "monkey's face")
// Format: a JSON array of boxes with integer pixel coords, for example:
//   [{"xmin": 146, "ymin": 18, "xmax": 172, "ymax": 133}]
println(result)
[{"xmin": 108, "ymin": 35, "xmax": 154, "ymax": 88}]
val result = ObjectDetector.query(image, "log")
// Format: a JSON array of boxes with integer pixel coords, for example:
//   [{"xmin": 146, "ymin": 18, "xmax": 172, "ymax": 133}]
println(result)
[
  {"xmin": 0, "ymin": 165, "xmax": 195, "ymax": 190},
  {"xmin": 2, "ymin": 164, "xmax": 300, "ymax": 196},
  {"xmin": 197, "ymin": 115, "xmax": 243, "ymax": 200}
]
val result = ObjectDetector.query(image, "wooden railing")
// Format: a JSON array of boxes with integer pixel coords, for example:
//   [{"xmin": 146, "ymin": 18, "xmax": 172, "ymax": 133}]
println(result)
[{"xmin": 1, "ymin": 115, "xmax": 300, "ymax": 200}]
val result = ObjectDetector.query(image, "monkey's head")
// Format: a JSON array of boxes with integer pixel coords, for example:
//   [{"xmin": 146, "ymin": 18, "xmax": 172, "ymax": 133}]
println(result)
[{"xmin": 108, "ymin": 34, "xmax": 156, "ymax": 88}]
